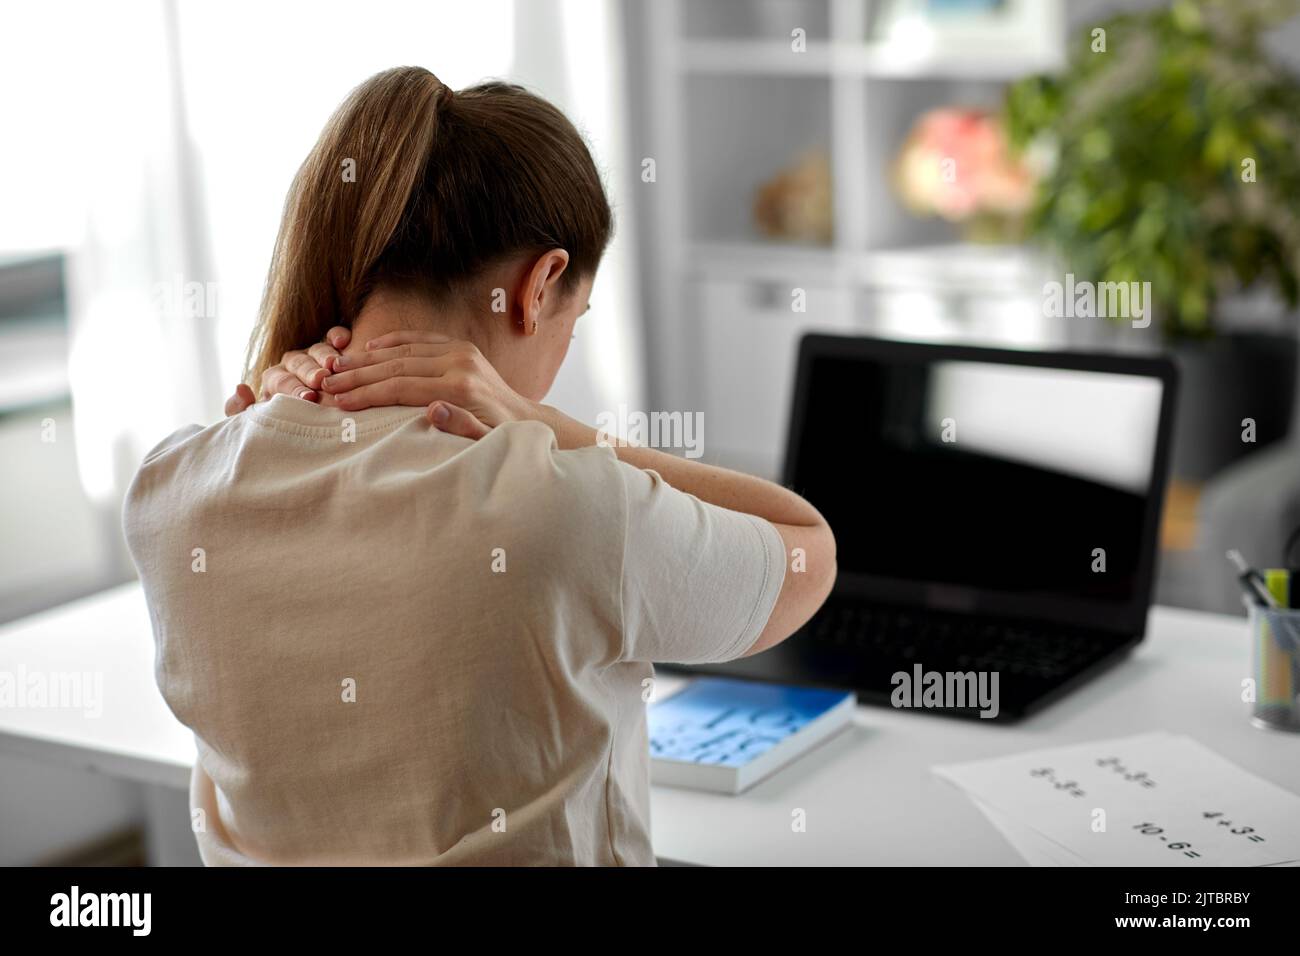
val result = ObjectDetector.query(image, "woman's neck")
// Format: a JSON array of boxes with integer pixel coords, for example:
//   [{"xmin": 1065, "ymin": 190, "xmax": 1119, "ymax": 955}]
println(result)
[{"xmin": 345, "ymin": 289, "xmax": 473, "ymax": 356}]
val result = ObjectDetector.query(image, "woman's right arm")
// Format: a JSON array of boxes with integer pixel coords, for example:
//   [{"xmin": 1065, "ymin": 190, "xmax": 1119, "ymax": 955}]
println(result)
[{"xmin": 535, "ymin": 406, "xmax": 836, "ymax": 657}]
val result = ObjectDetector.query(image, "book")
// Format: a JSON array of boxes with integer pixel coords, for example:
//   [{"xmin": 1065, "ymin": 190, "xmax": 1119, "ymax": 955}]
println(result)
[{"xmin": 648, "ymin": 677, "xmax": 855, "ymax": 794}]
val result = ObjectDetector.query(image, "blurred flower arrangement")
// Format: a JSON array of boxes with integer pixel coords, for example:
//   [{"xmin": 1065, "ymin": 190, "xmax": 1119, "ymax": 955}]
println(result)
[
  {"xmin": 892, "ymin": 107, "xmax": 1039, "ymax": 243},
  {"xmin": 753, "ymin": 150, "xmax": 834, "ymax": 244}
]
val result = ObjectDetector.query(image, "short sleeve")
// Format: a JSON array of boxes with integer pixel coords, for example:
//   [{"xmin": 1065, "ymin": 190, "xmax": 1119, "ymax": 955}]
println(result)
[{"xmin": 616, "ymin": 462, "xmax": 786, "ymax": 664}]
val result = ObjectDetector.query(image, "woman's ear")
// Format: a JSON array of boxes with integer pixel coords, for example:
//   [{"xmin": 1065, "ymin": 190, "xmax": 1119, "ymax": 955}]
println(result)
[{"xmin": 516, "ymin": 249, "xmax": 570, "ymax": 336}]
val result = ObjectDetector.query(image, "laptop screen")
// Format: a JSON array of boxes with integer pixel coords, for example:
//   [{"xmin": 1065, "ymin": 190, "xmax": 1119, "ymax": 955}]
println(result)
[{"xmin": 786, "ymin": 340, "xmax": 1172, "ymax": 633}]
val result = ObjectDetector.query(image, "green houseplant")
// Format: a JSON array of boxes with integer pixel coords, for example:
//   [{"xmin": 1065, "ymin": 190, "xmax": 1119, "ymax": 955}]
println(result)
[
  {"xmin": 1004, "ymin": 0, "xmax": 1300, "ymax": 338},
  {"xmin": 1004, "ymin": 0, "xmax": 1300, "ymax": 480}
]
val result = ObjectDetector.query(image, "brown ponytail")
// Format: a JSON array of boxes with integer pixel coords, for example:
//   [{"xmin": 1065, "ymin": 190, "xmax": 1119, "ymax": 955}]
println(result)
[{"xmin": 245, "ymin": 66, "xmax": 613, "ymax": 386}]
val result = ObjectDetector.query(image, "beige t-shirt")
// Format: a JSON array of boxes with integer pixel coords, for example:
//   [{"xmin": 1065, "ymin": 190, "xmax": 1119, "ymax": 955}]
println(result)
[{"xmin": 123, "ymin": 394, "xmax": 785, "ymax": 866}]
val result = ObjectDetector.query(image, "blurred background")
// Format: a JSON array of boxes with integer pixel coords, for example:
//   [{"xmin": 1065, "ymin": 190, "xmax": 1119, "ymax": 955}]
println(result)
[{"xmin": 0, "ymin": 0, "xmax": 1297, "ymax": 862}]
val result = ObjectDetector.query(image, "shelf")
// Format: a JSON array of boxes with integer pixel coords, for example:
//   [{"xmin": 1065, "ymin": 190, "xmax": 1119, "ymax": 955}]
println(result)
[
  {"xmin": 845, "ymin": 43, "xmax": 1062, "ymax": 81},
  {"xmin": 682, "ymin": 39, "xmax": 1062, "ymax": 80},
  {"xmin": 687, "ymin": 240, "xmax": 852, "ymax": 285},
  {"xmin": 687, "ymin": 240, "xmax": 1051, "ymax": 293},
  {"xmin": 860, "ymin": 243, "xmax": 1052, "ymax": 293},
  {"xmin": 639, "ymin": 0, "xmax": 1071, "ymax": 413},
  {"xmin": 682, "ymin": 39, "xmax": 834, "ymax": 75}
]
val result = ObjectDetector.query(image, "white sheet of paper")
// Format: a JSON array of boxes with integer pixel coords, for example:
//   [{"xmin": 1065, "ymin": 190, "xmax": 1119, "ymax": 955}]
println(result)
[
  {"xmin": 935, "ymin": 732, "xmax": 1300, "ymax": 867},
  {"xmin": 969, "ymin": 795, "xmax": 1089, "ymax": 867}
]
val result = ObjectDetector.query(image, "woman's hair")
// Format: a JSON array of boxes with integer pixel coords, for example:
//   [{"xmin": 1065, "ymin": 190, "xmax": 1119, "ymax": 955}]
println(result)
[{"xmin": 245, "ymin": 66, "xmax": 613, "ymax": 385}]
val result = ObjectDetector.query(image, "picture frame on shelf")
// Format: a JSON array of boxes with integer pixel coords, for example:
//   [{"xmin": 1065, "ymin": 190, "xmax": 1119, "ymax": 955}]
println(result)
[{"xmin": 867, "ymin": 0, "xmax": 1062, "ymax": 69}]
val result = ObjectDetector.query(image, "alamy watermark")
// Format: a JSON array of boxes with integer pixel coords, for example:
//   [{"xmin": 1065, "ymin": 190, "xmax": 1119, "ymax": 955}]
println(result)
[
  {"xmin": 1043, "ymin": 273, "xmax": 1151, "ymax": 329},
  {"xmin": 151, "ymin": 274, "xmax": 218, "ymax": 320},
  {"xmin": 50, "ymin": 886, "xmax": 150, "ymax": 936},
  {"xmin": 0, "ymin": 666, "xmax": 103, "ymax": 718},
  {"xmin": 890, "ymin": 664, "xmax": 1000, "ymax": 719},
  {"xmin": 596, "ymin": 404, "xmax": 704, "ymax": 460}
]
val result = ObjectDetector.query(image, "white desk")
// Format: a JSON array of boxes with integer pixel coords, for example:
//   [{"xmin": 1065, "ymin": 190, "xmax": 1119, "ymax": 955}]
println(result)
[{"xmin": 2, "ymin": 584, "xmax": 1296, "ymax": 866}]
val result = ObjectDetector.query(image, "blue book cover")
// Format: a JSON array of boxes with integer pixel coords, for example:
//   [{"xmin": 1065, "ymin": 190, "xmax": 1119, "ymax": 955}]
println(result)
[{"xmin": 648, "ymin": 678, "xmax": 854, "ymax": 793}]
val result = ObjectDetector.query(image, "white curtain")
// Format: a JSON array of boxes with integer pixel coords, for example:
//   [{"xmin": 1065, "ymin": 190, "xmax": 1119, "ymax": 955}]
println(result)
[
  {"xmin": 510, "ymin": 0, "xmax": 647, "ymax": 421},
  {"xmin": 61, "ymin": 0, "xmax": 220, "ymax": 505}
]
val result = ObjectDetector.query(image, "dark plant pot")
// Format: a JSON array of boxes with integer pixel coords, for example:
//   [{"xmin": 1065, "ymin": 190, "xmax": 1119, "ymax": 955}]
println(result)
[{"xmin": 1169, "ymin": 332, "xmax": 1298, "ymax": 483}]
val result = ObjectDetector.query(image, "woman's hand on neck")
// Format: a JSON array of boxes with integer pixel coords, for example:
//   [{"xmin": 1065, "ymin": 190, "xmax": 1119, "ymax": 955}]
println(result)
[{"xmin": 314, "ymin": 288, "xmax": 473, "ymax": 408}]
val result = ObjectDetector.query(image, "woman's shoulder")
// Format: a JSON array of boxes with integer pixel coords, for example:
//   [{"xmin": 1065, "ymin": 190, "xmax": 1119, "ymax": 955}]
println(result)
[
  {"xmin": 488, "ymin": 420, "xmax": 618, "ymax": 468},
  {"xmin": 479, "ymin": 419, "xmax": 627, "ymax": 507},
  {"xmin": 139, "ymin": 422, "xmax": 208, "ymax": 469}
]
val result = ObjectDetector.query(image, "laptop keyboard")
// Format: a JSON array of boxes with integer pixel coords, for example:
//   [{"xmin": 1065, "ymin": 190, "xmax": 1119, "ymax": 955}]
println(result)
[
  {"xmin": 675, "ymin": 598, "xmax": 1134, "ymax": 720},
  {"xmin": 803, "ymin": 601, "xmax": 1109, "ymax": 683}
]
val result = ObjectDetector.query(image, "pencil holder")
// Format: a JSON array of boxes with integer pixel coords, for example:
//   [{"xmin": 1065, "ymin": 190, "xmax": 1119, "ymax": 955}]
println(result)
[{"xmin": 1249, "ymin": 604, "xmax": 1300, "ymax": 732}]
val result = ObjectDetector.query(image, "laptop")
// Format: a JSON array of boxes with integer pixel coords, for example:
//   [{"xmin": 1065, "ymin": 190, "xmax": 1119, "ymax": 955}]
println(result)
[{"xmin": 680, "ymin": 334, "xmax": 1178, "ymax": 721}]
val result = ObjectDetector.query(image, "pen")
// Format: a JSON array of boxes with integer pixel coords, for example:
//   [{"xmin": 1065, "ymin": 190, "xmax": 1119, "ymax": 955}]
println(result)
[{"xmin": 1226, "ymin": 550, "xmax": 1282, "ymax": 610}]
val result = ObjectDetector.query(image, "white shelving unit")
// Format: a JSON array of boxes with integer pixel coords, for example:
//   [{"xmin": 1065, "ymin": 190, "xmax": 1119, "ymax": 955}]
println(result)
[
  {"xmin": 628, "ymin": 0, "xmax": 1066, "ymax": 477},
  {"xmin": 680, "ymin": 37, "xmax": 1061, "ymax": 79}
]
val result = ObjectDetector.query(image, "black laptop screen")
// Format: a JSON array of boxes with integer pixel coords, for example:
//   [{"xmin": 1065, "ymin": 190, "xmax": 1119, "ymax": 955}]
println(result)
[{"xmin": 787, "ymin": 347, "xmax": 1168, "ymax": 630}]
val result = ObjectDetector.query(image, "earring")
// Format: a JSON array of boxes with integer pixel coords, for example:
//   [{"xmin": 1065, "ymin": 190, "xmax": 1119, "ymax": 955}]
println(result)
[{"xmin": 531, "ymin": 318, "xmax": 538, "ymax": 335}]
